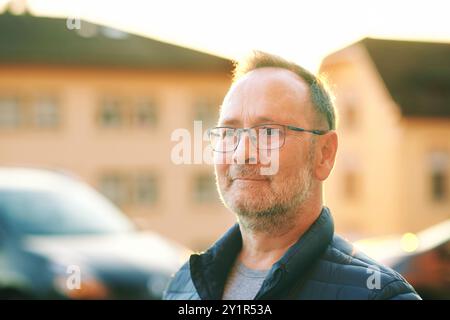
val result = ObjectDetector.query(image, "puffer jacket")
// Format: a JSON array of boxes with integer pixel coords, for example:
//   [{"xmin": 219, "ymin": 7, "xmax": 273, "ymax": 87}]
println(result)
[{"xmin": 164, "ymin": 207, "xmax": 421, "ymax": 300}]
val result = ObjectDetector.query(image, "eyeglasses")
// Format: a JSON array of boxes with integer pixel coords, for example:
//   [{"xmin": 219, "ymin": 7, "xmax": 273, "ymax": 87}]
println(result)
[{"xmin": 207, "ymin": 123, "xmax": 328, "ymax": 153}]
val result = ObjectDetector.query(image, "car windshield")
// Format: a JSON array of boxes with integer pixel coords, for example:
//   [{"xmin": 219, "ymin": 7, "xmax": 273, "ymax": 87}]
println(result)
[{"xmin": 0, "ymin": 184, "xmax": 134, "ymax": 235}]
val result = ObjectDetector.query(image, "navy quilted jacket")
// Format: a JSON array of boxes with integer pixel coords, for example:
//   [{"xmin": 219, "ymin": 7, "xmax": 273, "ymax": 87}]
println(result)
[{"xmin": 164, "ymin": 207, "xmax": 421, "ymax": 300}]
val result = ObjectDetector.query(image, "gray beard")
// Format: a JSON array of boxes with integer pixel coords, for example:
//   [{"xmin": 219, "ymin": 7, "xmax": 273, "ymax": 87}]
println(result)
[
  {"xmin": 235, "ymin": 167, "xmax": 313, "ymax": 236},
  {"xmin": 224, "ymin": 138, "xmax": 316, "ymax": 236}
]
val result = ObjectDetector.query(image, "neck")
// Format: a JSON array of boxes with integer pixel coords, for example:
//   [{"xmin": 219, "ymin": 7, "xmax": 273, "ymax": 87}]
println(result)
[{"xmin": 237, "ymin": 195, "xmax": 323, "ymax": 271}]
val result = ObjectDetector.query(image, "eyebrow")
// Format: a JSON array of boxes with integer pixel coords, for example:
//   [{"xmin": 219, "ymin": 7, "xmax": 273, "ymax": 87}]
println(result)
[{"xmin": 219, "ymin": 116, "xmax": 276, "ymax": 126}]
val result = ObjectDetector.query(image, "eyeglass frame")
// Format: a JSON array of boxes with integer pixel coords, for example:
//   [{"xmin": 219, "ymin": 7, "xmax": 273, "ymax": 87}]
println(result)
[{"xmin": 207, "ymin": 123, "xmax": 329, "ymax": 153}]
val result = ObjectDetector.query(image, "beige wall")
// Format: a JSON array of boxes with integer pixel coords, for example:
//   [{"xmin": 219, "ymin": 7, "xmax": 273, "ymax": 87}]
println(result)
[
  {"xmin": 399, "ymin": 118, "xmax": 450, "ymax": 232},
  {"xmin": 0, "ymin": 65, "xmax": 236, "ymax": 250}
]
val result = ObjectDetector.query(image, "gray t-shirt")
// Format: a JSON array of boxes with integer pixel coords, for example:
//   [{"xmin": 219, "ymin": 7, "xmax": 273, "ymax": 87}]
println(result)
[{"xmin": 222, "ymin": 260, "xmax": 269, "ymax": 300}]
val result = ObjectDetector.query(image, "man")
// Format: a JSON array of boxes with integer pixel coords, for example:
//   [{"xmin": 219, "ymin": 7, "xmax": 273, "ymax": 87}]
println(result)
[{"xmin": 164, "ymin": 52, "xmax": 420, "ymax": 300}]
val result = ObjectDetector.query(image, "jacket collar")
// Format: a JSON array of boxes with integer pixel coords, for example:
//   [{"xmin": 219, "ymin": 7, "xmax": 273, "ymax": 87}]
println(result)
[{"xmin": 189, "ymin": 206, "xmax": 334, "ymax": 300}]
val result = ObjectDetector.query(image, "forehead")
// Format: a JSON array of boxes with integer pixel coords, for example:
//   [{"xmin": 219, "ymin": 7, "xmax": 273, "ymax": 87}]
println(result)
[{"xmin": 219, "ymin": 67, "xmax": 313, "ymax": 126}]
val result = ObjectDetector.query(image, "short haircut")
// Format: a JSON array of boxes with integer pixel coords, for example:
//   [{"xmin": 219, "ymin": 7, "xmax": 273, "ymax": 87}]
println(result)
[{"xmin": 232, "ymin": 51, "xmax": 336, "ymax": 130}]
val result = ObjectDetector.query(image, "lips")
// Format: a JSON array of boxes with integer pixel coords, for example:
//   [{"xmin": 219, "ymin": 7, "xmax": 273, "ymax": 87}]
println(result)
[
  {"xmin": 231, "ymin": 176, "xmax": 268, "ymax": 181},
  {"xmin": 228, "ymin": 166, "xmax": 270, "ymax": 182}
]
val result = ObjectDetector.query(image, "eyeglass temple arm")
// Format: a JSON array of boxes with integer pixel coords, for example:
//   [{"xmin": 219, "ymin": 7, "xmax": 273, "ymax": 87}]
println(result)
[{"xmin": 286, "ymin": 125, "xmax": 329, "ymax": 135}]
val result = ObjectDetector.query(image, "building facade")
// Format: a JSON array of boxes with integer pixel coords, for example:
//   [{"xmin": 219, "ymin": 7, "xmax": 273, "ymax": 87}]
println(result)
[{"xmin": 320, "ymin": 38, "xmax": 450, "ymax": 239}]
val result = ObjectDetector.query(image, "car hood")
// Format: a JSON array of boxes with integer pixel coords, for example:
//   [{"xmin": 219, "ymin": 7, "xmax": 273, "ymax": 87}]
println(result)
[{"xmin": 22, "ymin": 231, "xmax": 190, "ymax": 275}]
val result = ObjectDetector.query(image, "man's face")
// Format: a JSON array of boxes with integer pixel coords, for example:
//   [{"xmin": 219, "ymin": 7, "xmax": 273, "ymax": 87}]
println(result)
[{"xmin": 214, "ymin": 67, "xmax": 320, "ymax": 226}]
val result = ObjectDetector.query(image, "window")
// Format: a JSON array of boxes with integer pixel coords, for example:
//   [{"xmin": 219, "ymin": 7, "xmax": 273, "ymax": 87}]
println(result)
[
  {"xmin": 0, "ymin": 97, "xmax": 20, "ymax": 128},
  {"xmin": 134, "ymin": 99, "xmax": 158, "ymax": 128},
  {"xmin": 99, "ymin": 174, "xmax": 129, "ymax": 206},
  {"xmin": 34, "ymin": 97, "xmax": 59, "ymax": 128},
  {"xmin": 99, "ymin": 172, "xmax": 159, "ymax": 208},
  {"xmin": 344, "ymin": 171, "xmax": 359, "ymax": 199},
  {"xmin": 134, "ymin": 174, "xmax": 158, "ymax": 205},
  {"xmin": 193, "ymin": 96, "xmax": 219, "ymax": 128},
  {"xmin": 98, "ymin": 96, "xmax": 159, "ymax": 129},
  {"xmin": 341, "ymin": 156, "xmax": 362, "ymax": 200},
  {"xmin": 339, "ymin": 92, "xmax": 358, "ymax": 130},
  {"xmin": 344, "ymin": 106, "xmax": 357, "ymax": 129},
  {"xmin": 429, "ymin": 152, "xmax": 448, "ymax": 202},
  {"xmin": 193, "ymin": 173, "xmax": 217, "ymax": 203},
  {"xmin": 0, "ymin": 94, "xmax": 60, "ymax": 130},
  {"xmin": 99, "ymin": 98, "xmax": 122, "ymax": 127},
  {"xmin": 431, "ymin": 171, "xmax": 446, "ymax": 201}
]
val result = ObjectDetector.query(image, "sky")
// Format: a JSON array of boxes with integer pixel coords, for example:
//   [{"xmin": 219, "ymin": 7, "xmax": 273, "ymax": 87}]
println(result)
[{"xmin": 1, "ymin": 0, "xmax": 449, "ymax": 71}]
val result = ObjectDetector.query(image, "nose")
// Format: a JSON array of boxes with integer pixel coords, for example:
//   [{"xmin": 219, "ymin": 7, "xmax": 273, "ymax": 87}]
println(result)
[{"xmin": 232, "ymin": 130, "xmax": 257, "ymax": 164}]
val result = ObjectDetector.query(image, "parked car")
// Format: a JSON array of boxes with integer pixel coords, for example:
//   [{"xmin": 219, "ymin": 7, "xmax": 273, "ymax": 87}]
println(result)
[
  {"xmin": 0, "ymin": 167, "xmax": 188, "ymax": 299},
  {"xmin": 355, "ymin": 219, "xmax": 450, "ymax": 299}
]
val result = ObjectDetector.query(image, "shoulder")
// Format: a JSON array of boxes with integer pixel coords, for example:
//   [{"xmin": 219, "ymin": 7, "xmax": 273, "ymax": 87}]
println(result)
[
  {"xmin": 163, "ymin": 261, "xmax": 200, "ymax": 300},
  {"xmin": 301, "ymin": 235, "xmax": 421, "ymax": 300}
]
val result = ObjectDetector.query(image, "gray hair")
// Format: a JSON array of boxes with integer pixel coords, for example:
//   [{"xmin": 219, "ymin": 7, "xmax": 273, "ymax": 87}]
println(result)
[{"xmin": 232, "ymin": 51, "xmax": 336, "ymax": 130}]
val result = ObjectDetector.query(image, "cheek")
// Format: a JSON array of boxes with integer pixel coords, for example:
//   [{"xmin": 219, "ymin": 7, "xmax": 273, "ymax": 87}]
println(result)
[
  {"xmin": 277, "ymin": 141, "xmax": 307, "ymax": 174},
  {"xmin": 213, "ymin": 151, "xmax": 232, "ymax": 166},
  {"xmin": 215, "ymin": 163, "xmax": 229, "ymax": 182}
]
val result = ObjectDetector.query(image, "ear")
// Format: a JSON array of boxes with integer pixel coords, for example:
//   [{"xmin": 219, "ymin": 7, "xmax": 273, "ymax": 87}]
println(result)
[{"xmin": 314, "ymin": 131, "xmax": 338, "ymax": 181}]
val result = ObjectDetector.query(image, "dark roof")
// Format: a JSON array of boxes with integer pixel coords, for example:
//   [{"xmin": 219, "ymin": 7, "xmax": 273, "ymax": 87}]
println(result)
[
  {"xmin": 0, "ymin": 12, "xmax": 233, "ymax": 71},
  {"xmin": 360, "ymin": 38, "xmax": 450, "ymax": 118}
]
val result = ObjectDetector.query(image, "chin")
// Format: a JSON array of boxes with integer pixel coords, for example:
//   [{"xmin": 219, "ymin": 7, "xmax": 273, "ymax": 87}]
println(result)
[
  {"xmin": 219, "ymin": 180, "xmax": 275, "ymax": 213},
  {"xmin": 230, "ymin": 179, "xmax": 271, "ymax": 192},
  {"xmin": 225, "ymin": 192, "xmax": 274, "ymax": 216}
]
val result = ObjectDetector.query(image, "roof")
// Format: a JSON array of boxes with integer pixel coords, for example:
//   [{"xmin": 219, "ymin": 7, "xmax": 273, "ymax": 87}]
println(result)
[
  {"xmin": 323, "ymin": 37, "xmax": 450, "ymax": 118},
  {"xmin": 0, "ymin": 12, "xmax": 233, "ymax": 71},
  {"xmin": 363, "ymin": 38, "xmax": 450, "ymax": 118}
]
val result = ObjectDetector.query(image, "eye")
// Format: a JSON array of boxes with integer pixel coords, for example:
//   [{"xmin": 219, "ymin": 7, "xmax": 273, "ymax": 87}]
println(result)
[
  {"xmin": 260, "ymin": 126, "xmax": 277, "ymax": 136},
  {"xmin": 224, "ymin": 128, "xmax": 235, "ymax": 137}
]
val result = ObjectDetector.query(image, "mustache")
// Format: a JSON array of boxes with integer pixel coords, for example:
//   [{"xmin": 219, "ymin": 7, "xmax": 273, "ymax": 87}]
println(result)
[{"xmin": 228, "ymin": 165, "xmax": 272, "ymax": 180}]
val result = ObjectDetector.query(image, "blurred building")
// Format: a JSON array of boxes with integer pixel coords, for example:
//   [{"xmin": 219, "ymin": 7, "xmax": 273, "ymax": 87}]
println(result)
[
  {"xmin": 0, "ymin": 11, "xmax": 236, "ymax": 250},
  {"xmin": 320, "ymin": 38, "xmax": 450, "ymax": 238}
]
